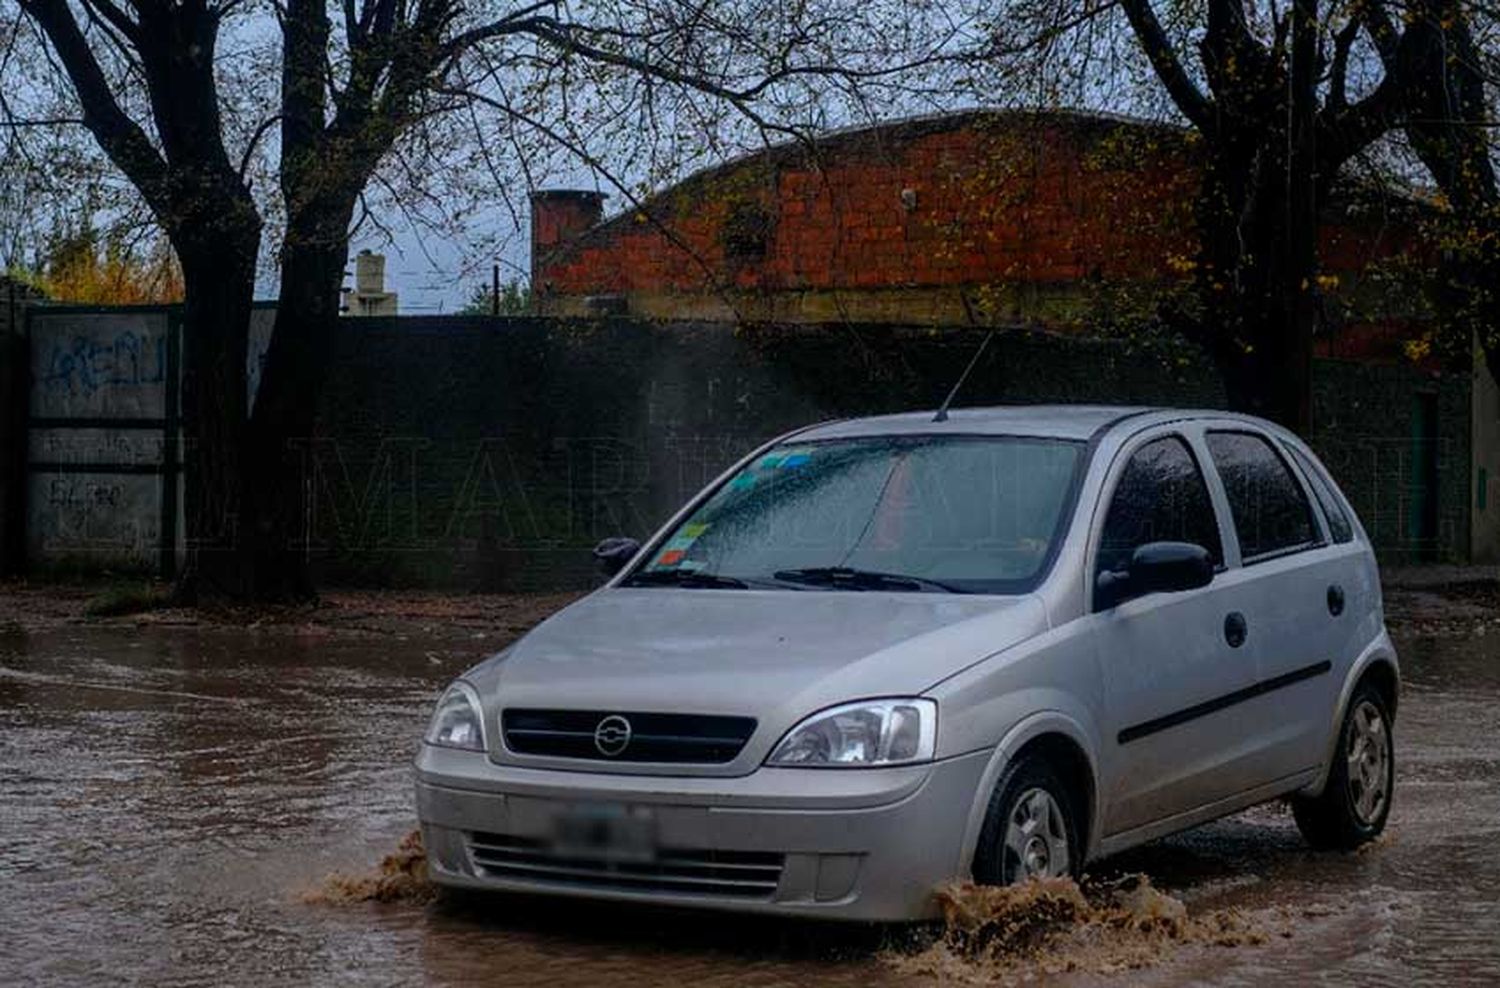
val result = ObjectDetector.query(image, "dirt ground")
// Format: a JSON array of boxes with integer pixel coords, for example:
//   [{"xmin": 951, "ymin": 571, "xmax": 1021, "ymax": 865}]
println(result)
[{"xmin": 0, "ymin": 578, "xmax": 582, "ymax": 643}]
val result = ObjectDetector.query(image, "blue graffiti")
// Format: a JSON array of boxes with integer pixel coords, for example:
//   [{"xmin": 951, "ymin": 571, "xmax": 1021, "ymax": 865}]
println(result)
[{"xmin": 39, "ymin": 332, "xmax": 167, "ymax": 397}]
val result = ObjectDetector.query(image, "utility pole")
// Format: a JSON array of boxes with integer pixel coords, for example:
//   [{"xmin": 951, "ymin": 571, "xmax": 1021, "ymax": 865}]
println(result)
[{"xmin": 491, "ymin": 263, "xmax": 500, "ymax": 316}]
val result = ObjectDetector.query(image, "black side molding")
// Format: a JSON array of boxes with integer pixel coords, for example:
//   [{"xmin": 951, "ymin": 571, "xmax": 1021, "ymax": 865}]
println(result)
[{"xmin": 1118, "ymin": 660, "xmax": 1333, "ymax": 745}]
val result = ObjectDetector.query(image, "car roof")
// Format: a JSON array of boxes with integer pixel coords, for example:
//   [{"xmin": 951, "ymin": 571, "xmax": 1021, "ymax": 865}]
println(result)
[
  {"xmin": 791, "ymin": 405, "xmax": 1290, "ymax": 444},
  {"xmin": 791, "ymin": 405, "xmax": 1157, "ymax": 442}
]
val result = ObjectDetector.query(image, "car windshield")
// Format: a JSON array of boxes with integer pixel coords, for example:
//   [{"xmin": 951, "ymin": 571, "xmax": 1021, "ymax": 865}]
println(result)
[{"xmin": 626, "ymin": 434, "xmax": 1084, "ymax": 594}]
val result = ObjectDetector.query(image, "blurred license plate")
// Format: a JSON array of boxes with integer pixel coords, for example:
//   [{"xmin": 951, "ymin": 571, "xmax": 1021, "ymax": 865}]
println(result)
[{"xmin": 552, "ymin": 804, "xmax": 657, "ymax": 862}]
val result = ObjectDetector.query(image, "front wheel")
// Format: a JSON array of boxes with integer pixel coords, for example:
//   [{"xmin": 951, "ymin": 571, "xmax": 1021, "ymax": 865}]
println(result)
[
  {"xmin": 1292, "ymin": 682, "xmax": 1395, "ymax": 850},
  {"xmin": 972, "ymin": 754, "xmax": 1082, "ymax": 885}
]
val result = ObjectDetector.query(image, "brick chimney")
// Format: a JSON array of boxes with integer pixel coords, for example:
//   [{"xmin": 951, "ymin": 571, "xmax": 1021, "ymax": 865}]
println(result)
[{"xmin": 530, "ymin": 190, "xmax": 604, "ymax": 288}]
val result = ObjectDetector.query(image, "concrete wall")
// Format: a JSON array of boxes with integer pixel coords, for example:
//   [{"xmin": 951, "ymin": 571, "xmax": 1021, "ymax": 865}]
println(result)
[
  {"xmin": 304, "ymin": 317, "xmax": 1227, "ymax": 589},
  {"xmin": 305, "ymin": 317, "xmax": 1469, "ymax": 589},
  {"xmin": 6, "ymin": 307, "xmax": 1474, "ymax": 586},
  {"xmin": 1310, "ymin": 359, "xmax": 1470, "ymax": 565},
  {"xmin": 24, "ymin": 307, "xmax": 174, "ymax": 572},
  {"xmin": 0, "ymin": 282, "xmax": 31, "ymax": 573}
]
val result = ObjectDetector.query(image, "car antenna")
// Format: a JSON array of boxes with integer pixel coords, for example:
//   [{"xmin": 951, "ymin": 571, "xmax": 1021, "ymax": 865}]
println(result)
[{"xmin": 933, "ymin": 331, "xmax": 995, "ymax": 422}]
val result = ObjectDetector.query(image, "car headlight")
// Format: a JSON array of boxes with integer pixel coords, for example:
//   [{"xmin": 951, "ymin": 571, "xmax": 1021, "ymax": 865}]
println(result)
[
  {"xmin": 425, "ymin": 681, "xmax": 486, "ymax": 751},
  {"xmin": 766, "ymin": 698, "xmax": 937, "ymax": 767}
]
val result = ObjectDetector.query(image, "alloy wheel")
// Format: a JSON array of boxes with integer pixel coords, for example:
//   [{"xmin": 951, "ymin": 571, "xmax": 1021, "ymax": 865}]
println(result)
[
  {"xmin": 1346, "ymin": 699, "xmax": 1390, "ymax": 826},
  {"xmin": 1004, "ymin": 787, "xmax": 1071, "ymax": 881}
]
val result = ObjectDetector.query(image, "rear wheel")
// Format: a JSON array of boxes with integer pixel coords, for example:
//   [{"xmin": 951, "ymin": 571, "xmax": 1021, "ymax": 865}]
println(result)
[
  {"xmin": 973, "ymin": 754, "xmax": 1082, "ymax": 885},
  {"xmin": 1293, "ymin": 682, "xmax": 1394, "ymax": 850}
]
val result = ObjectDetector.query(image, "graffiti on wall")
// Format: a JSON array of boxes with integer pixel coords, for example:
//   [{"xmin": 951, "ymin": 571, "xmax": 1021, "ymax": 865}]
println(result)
[
  {"xmin": 38, "ymin": 331, "xmax": 167, "ymax": 398},
  {"xmin": 26, "ymin": 473, "xmax": 161, "ymax": 568}
]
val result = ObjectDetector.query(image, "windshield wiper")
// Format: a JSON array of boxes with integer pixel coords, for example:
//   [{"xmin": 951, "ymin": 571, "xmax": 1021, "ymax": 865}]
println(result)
[
  {"xmin": 771, "ymin": 567, "xmax": 964, "ymax": 594},
  {"xmin": 623, "ymin": 569, "xmax": 750, "ymax": 590}
]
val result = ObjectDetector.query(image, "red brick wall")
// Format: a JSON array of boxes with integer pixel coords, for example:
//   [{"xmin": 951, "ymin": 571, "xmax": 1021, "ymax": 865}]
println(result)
[{"xmin": 533, "ymin": 111, "xmax": 1422, "ymax": 329}]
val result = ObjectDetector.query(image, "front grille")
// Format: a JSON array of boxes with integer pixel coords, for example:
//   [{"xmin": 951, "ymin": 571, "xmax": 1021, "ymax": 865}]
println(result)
[
  {"xmin": 501, "ymin": 708, "xmax": 756, "ymax": 763},
  {"xmin": 468, "ymin": 832, "xmax": 784, "ymax": 899}
]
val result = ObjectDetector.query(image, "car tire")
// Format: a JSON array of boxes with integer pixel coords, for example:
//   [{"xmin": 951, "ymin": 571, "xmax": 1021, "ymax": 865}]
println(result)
[
  {"xmin": 972, "ymin": 753, "xmax": 1083, "ymax": 885},
  {"xmin": 1292, "ymin": 681, "xmax": 1395, "ymax": 850}
]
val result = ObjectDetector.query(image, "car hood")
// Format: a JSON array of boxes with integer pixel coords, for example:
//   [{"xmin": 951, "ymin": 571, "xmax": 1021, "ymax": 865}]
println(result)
[{"xmin": 468, "ymin": 587, "xmax": 1049, "ymax": 773}]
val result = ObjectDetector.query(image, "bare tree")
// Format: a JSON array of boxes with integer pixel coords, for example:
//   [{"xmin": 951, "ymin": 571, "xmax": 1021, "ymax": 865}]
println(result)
[
  {"xmin": 2, "ymin": 0, "xmax": 973, "ymax": 599},
  {"xmin": 978, "ymin": 0, "xmax": 1469, "ymax": 429},
  {"xmin": 1363, "ymin": 2, "xmax": 1500, "ymax": 378}
]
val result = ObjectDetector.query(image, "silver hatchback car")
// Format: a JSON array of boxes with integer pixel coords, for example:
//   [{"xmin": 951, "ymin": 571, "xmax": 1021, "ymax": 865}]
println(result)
[{"xmin": 415, "ymin": 406, "xmax": 1397, "ymax": 921}]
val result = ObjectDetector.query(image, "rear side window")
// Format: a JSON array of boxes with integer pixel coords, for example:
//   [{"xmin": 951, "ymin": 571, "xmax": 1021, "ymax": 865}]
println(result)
[
  {"xmin": 1205, "ymin": 431, "xmax": 1318, "ymax": 560},
  {"xmin": 1288, "ymin": 446, "xmax": 1354, "ymax": 544},
  {"xmin": 1097, "ymin": 436, "xmax": 1223, "ymax": 578}
]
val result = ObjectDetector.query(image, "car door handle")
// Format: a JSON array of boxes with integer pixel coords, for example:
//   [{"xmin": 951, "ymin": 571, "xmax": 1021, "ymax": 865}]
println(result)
[
  {"xmin": 1327, "ymin": 584, "xmax": 1346, "ymax": 617},
  {"xmin": 1224, "ymin": 612, "xmax": 1248, "ymax": 648}
]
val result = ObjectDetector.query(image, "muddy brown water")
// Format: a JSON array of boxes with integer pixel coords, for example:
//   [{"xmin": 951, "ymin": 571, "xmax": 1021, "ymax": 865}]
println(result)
[{"xmin": 2, "ymin": 624, "xmax": 1497, "ymax": 986}]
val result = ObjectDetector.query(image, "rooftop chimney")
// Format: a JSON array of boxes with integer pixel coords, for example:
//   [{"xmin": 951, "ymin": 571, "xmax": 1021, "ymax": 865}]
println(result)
[
  {"xmin": 354, "ymin": 249, "xmax": 385, "ymax": 294},
  {"xmin": 342, "ymin": 249, "xmax": 398, "ymax": 317},
  {"xmin": 530, "ymin": 190, "xmax": 605, "ymax": 288}
]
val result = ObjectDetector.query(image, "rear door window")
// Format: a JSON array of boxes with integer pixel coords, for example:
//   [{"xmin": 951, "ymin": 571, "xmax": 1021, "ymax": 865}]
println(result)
[
  {"xmin": 1097, "ymin": 436, "xmax": 1223, "ymax": 581},
  {"xmin": 1205, "ymin": 431, "xmax": 1318, "ymax": 561},
  {"xmin": 1287, "ymin": 446, "xmax": 1354, "ymax": 544}
]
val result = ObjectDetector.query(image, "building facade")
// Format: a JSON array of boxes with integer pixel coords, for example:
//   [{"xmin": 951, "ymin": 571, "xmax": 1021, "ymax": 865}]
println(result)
[{"xmin": 531, "ymin": 111, "xmax": 1423, "ymax": 357}]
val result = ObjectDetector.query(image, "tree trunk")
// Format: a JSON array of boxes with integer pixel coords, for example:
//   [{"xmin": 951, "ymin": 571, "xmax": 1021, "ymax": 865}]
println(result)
[
  {"xmin": 236, "ymin": 202, "xmax": 357, "ymax": 600},
  {"xmin": 1191, "ymin": 108, "xmax": 1315, "ymax": 431},
  {"xmin": 175, "ymin": 240, "xmax": 258, "ymax": 599}
]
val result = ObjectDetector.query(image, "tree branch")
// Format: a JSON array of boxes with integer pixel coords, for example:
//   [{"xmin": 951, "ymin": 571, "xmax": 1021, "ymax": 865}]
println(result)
[
  {"xmin": 1118, "ymin": 0, "xmax": 1213, "ymax": 130},
  {"xmin": 79, "ymin": 0, "xmax": 140, "ymax": 43},
  {"xmin": 17, "ymin": 0, "xmax": 170, "ymax": 214},
  {"xmin": 437, "ymin": 0, "xmax": 558, "ymax": 60},
  {"xmin": 237, "ymin": 113, "xmax": 282, "ymax": 178},
  {"xmin": 0, "ymin": 116, "xmax": 87, "ymax": 127},
  {"xmin": 280, "ymin": 0, "xmax": 330, "ymax": 187},
  {"xmin": 438, "ymin": 80, "xmax": 744, "ymax": 315},
  {"xmin": 1327, "ymin": 14, "xmax": 1360, "ymax": 110}
]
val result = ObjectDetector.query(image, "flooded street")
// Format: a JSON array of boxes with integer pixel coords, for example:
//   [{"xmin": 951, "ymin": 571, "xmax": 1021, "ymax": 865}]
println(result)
[{"xmin": 2, "ymin": 617, "xmax": 1498, "ymax": 986}]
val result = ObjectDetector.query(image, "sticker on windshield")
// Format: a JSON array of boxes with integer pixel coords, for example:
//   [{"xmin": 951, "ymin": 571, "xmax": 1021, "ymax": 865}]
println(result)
[
  {"xmin": 654, "ymin": 525, "xmax": 708, "ymax": 568},
  {"xmin": 763, "ymin": 446, "xmax": 812, "ymax": 469}
]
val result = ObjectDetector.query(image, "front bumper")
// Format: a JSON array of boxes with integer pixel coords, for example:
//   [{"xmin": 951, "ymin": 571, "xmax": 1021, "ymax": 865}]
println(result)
[{"xmin": 414, "ymin": 744, "xmax": 990, "ymax": 921}]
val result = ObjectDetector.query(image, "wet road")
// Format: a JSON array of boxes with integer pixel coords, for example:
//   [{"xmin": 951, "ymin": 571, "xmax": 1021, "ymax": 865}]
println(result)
[{"xmin": 2, "ymin": 622, "xmax": 1497, "ymax": 986}]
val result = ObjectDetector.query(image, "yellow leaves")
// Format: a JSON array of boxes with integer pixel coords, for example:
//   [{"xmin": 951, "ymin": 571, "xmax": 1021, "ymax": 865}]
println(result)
[
  {"xmin": 1404, "ymin": 336, "xmax": 1433, "ymax": 362},
  {"xmin": 40, "ymin": 235, "xmax": 183, "ymax": 305},
  {"xmin": 1165, "ymin": 253, "xmax": 1197, "ymax": 275}
]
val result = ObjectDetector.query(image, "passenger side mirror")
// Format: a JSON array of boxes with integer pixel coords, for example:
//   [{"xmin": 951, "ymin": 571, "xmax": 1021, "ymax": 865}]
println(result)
[
  {"xmin": 592, "ymin": 537, "xmax": 641, "ymax": 577},
  {"xmin": 1096, "ymin": 541, "xmax": 1214, "ymax": 608}
]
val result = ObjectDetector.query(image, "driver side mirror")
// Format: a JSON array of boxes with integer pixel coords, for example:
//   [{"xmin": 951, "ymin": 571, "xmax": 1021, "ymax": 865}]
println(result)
[
  {"xmin": 1096, "ymin": 541, "xmax": 1214, "ymax": 609},
  {"xmin": 592, "ymin": 536, "xmax": 641, "ymax": 577}
]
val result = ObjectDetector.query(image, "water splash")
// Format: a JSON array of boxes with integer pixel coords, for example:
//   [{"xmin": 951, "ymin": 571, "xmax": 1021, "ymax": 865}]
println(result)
[
  {"xmin": 889, "ymin": 874, "xmax": 1278, "ymax": 982},
  {"xmin": 302, "ymin": 830, "xmax": 437, "ymax": 905}
]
